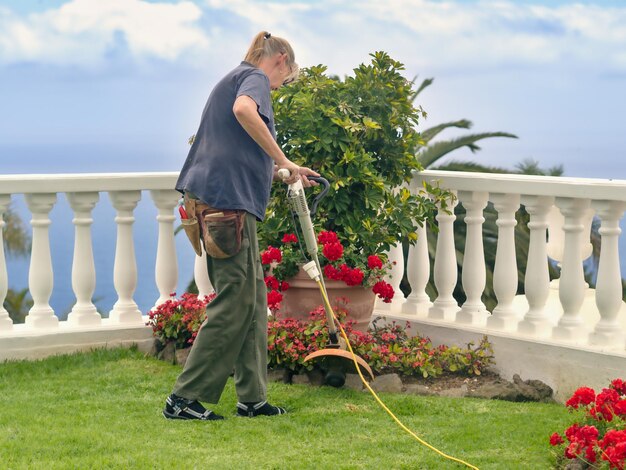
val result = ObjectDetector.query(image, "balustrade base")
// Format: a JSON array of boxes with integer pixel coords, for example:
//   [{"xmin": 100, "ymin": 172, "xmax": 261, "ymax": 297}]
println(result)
[
  {"xmin": 374, "ymin": 308, "xmax": 626, "ymax": 403},
  {"xmin": 486, "ymin": 310, "xmax": 522, "ymax": 332},
  {"xmin": 457, "ymin": 305, "xmax": 489, "ymax": 326},
  {"xmin": 428, "ymin": 300, "xmax": 460, "ymax": 321},
  {"xmin": 588, "ymin": 329, "xmax": 626, "ymax": 349},
  {"xmin": 401, "ymin": 299, "xmax": 432, "ymax": 317},
  {"xmin": 67, "ymin": 306, "xmax": 101, "ymax": 326},
  {"xmin": 0, "ymin": 318, "xmax": 153, "ymax": 361},
  {"xmin": 25, "ymin": 312, "xmax": 60, "ymax": 329}
]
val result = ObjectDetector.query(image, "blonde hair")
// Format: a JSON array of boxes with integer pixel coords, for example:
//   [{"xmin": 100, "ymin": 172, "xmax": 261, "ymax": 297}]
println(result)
[{"xmin": 244, "ymin": 31, "xmax": 299, "ymax": 83}]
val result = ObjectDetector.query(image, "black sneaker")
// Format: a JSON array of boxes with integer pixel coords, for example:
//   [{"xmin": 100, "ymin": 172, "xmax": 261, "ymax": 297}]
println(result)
[
  {"xmin": 236, "ymin": 400, "xmax": 287, "ymax": 418},
  {"xmin": 163, "ymin": 394, "xmax": 224, "ymax": 421}
]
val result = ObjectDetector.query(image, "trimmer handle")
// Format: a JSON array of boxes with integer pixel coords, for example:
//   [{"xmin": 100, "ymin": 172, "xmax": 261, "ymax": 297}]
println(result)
[{"xmin": 278, "ymin": 169, "xmax": 329, "ymax": 217}]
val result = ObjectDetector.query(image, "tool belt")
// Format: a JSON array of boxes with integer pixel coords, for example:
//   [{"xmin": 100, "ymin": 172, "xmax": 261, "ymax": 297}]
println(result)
[{"xmin": 181, "ymin": 194, "xmax": 245, "ymax": 259}]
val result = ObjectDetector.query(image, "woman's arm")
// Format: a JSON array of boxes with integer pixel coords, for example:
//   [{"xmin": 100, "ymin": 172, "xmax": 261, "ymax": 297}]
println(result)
[{"xmin": 233, "ymin": 95, "xmax": 318, "ymax": 184}]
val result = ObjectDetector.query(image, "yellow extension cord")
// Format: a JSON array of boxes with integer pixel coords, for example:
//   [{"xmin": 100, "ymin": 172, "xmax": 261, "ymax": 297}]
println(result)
[{"xmin": 316, "ymin": 279, "xmax": 480, "ymax": 470}]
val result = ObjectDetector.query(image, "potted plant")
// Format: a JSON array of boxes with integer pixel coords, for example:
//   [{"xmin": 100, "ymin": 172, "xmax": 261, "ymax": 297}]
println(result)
[
  {"xmin": 261, "ymin": 230, "xmax": 395, "ymax": 331},
  {"xmin": 259, "ymin": 52, "xmax": 452, "ymax": 324}
]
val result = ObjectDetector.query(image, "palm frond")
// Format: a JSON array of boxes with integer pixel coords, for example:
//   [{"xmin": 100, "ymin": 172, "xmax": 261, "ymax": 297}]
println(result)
[
  {"xmin": 417, "ymin": 132, "xmax": 518, "ymax": 169},
  {"xmin": 420, "ymin": 120, "xmax": 473, "ymax": 144},
  {"xmin": 432, "ymin": 160, "xmax": 513, "ymax": 174},
  {"xmin": 410, "ymin": 77, "xmax": 434, "ymax": 102}
]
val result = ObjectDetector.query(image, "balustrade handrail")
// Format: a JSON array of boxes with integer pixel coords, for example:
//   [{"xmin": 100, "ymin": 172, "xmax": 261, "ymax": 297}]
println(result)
[
  {"xmin": 0, "ymin": 172, "xmax": 180, "ymax": 195},
  {"xmin": 413, "ymin": 170, "xmax": 626, "ymax": 201}
]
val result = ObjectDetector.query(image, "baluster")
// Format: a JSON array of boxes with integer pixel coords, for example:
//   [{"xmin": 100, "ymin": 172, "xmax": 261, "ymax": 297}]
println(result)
[
  {"xmin": 67, "ymin": 192, "xmax": 101, "ymax": 325},
  {"xmin": 194, "ymin": 247, "xmax": 214, "ymax": 299},
  {"xmin": 377, "ymin": 243, "xmax": 404, "ymax": 313},
  {"xmin": 518, "ymin": 196, "xmax": 554, "ymax": 337},
  {"xmin": 0, "ymin": 195, "xmax": 12, "ymax": 330},
  {"xmin": 428, "ymin": 193, "xmax": 460, "ymax": 321},
  {"xmin": 109, "ymin": 191, "xmax": 142, "ymax": 323},
  {"xmin": 25, "ymin": 193, "xmax": 59, "ymax": 328},
  {"xmin": 150, "ymin": 190, "xmax": 179, "ymax": 308},
  {"xmin": 552, "ymin": 198, "xmax": 591, "ymax": 342},
  {"xmin": 588, "ymin": 200, "xmax": 626, "ymax": 347},
  {"xmin": 401, "ymin": 223, "xmax": 432, "ymax": 316},
  {"xmin": 457, "ymin": 191, "xmax": 489, "ymax": 325},
  {"xmin": 487, "ymin": 193, "xmax": 521, "ymax": 331}
]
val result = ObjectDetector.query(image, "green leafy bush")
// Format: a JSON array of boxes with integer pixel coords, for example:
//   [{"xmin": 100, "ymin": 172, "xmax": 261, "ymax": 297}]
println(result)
[{"xmin": 261, "ymin": 51, "xmax": 452, "ymax": 257}]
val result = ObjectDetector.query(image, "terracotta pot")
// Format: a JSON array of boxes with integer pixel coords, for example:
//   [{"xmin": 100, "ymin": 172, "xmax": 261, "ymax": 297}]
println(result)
[{"xmin": 277, "ymin": 267, "xmax": 376, "ymax": 332}]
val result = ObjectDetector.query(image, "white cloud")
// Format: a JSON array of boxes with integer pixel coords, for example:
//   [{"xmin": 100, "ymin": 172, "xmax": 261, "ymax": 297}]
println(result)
[{"xmin": 0, "ymin": 0, "xmax": 210, "ymax": 66}]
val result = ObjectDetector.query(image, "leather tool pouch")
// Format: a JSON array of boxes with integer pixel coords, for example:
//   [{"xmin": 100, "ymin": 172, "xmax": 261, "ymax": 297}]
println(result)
[
  {"xmin": 199, "ymin": 206, "xmax": 246, "ymax": 259},
  {"xmin": 181, "ymin": 196, "xmax": 203, "ymax": 257}
]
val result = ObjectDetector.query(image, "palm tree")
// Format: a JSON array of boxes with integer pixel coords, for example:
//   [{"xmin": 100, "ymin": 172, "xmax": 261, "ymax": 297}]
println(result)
[{"xmin": 3, "ymin": 206, "xmax": 32, "ymax": 323}]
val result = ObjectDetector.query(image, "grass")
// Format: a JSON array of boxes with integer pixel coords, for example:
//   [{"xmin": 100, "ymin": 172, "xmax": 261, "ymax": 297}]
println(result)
[{"xmin": 0, "ymin": 348, "xmax": 570, "ymax": 469}]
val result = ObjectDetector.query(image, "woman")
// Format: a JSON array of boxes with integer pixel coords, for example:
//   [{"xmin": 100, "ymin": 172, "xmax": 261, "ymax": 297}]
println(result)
[{"xmin": 164, "ymin": 32, "xmax": 318, "ymax": 420}]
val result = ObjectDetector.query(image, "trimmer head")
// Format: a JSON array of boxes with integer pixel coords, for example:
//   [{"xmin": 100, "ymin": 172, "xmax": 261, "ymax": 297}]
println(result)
[{"xmin": 304, "ymin": 348, "xmax": 375, "ymax": 388}]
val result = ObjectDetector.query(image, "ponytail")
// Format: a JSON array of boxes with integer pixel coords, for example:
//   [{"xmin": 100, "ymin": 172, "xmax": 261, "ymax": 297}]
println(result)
[{"xmin": 244, "ymin": 31, "xmax": 299, "ymax": 81}]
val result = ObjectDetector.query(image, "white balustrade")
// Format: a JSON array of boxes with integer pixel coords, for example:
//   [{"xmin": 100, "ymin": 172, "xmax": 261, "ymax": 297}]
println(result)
[
  {"xmin": 67, "ymin": 192, "xmax": 101, "ymax": 326},
  {"xmin": 25, "ymin": 193, "xmax": 59, "ymax": 328},
  {"xmin": 589, "ymin": 200, "xmax": 626, "ymax": 348},
  {"xmin": 428, "ymin": 193, "xmax": 460, "ymax": 321},
  {"xmin": 457, "ymin": 191, "xmax": 489, "ymax": 325},
  {"xmin": 109, "ymin": 191, "xmax": 143, "ymax": 324},
  {"xmin": 401, "ymin": 223, "xmax": 432, "ymax": 316},
  {"xmin": 552, "ymin": 198, "xmax": 591, "ymax": 342},
  {"xmin": 0, "ymin": 195, "xmax": 12, "ymax": 330},
  {"xmin": 517, "ymin": 195, "xmax": 554, "ymax": 337},
  {"xmin": 487, "ymin": 193, "xmax": 521, "ymax": 331},
  {"xmin": 194, "ymin": 247, "xmax": 214, "ymax": 299},
  {"xmin": 377, "ymin": 242, "xmax": 404, "ymax": 312},
  {"xmin": 150, "ymin": 190, "xmax": 180, "ymax": 308}
]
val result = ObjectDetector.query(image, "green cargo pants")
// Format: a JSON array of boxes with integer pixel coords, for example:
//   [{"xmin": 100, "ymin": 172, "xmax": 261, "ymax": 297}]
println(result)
[{"xmin": 173, "ymin": 212, "xmax": 268, "ymax": 404}]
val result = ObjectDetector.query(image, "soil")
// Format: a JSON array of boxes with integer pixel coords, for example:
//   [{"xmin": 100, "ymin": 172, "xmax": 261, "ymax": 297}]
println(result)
[{"xmin": 402, "ymin": 370, "xmax": 503, "ymax": 393}]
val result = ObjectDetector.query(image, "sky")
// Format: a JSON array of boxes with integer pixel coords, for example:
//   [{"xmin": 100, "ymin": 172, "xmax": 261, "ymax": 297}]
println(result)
[{"xmin": 1, "ymin": 0, "xmax": 625, "ymax": 178}]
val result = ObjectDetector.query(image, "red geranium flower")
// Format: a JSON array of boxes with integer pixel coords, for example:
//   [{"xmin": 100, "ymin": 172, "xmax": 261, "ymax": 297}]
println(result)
[
  {"xmin": 322, "ymin": 242, "xmax": 344, "ymax": 261},
  {"xmin": 261, "ymin": 246, "xmax": 282, "ymax": 265},
  {"xmin": 566, "ymin": 386, "xmax": 596, "ymax": 409},
  {"xmin": 267, "ymin": 289, "xmax": 283, "ymax": 310},
  {"xmin": 317, "ymin": 231, "xmax": 338, "ymax": 245},
  {"xmin": 550, "ymin": 433, "xmax": 564, "ymax": 446},
  {"xmin": 367, "ymin": 255, "xmax": 383, "ymax": 269},
  {"xmin": 264, "ymin": 275, "xmax": 279, "ymax": 290},
  {"xmin": 323, "ymin": 264, "xmax": 342, "ymax": 281},
  {"xmin": 281, "ymin": 233, "xmax": 298, "ymax": 244}
]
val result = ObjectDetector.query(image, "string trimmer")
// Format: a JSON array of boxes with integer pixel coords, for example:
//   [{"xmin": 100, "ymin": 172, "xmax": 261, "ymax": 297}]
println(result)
[{"xmin": 277, "ymin": 169, "xmax": 374, "ymax": 387}]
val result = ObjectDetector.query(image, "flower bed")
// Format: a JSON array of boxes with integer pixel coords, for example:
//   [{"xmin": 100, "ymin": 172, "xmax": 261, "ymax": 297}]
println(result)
[
  {"xmin": 268, "ymin": 304, "xmax": 494, "ymax": 379},
  {"xmin": 146, "ymin": 293, "xmax": 494, "ymax": 381},
  {"xmin": 550, "ymin": 379, "xmax": 626, "ymax": 469}
]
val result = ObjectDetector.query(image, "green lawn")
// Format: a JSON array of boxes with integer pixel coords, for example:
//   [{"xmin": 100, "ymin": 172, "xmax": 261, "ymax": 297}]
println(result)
[{"xmin": 0, "ymin": 348, "xmax": 569, "ymax": 469}]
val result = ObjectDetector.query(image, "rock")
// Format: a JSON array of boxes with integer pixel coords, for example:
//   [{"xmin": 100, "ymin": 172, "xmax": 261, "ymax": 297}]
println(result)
[
  {"xmin": 157, "ymin": 342, "xmax": 176, "ymax": 364},
  {"xmin": 267, "ymin": 369, "xmax": 285, "ymax": 383},
  {"xmin": 439, "ymin": 384, "xmax": 468, "ymax": 398},
  {"xmin": 512, "ymin": 375, "xmax": 554, "ymax": 402},
  {"xmin": 175, "ymin": 348, "xmax": 191, "ymax": 367},
  {"xmin": 468, "ymin": 380, "xmax": 520, "ymax": 401},
  {"xmin": 404, "ymin": 384, "xmax": 436, "ymax": 396},
  {"xmin": 147, "ymin": 338, "xmax": 161, "ymax": 358},
  {"xmin": 370, "ymin": 373, "xmax": 403, "ymax": 393},
  {"xmin": 343, "ymin": 373, "xmax": 365, "ymax": 391},
  {"xmin": 306, "ymin": 368, "xmax": 325, "ymax": 387},
  {"xmin": 292, "ymin": 374, "xmax": 310, "ymax": 385}
]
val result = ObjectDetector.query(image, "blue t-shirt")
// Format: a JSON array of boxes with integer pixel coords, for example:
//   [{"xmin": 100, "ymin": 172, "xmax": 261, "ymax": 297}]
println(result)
[{"xmin": 176, "ymin": 61, "xmax": 275, "ymax": 220}]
